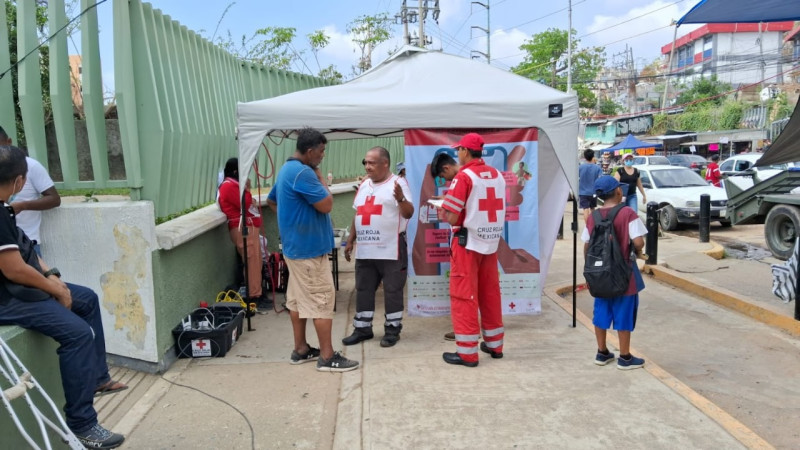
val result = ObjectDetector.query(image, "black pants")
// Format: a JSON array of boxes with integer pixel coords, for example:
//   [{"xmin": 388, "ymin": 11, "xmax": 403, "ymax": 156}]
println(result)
[{"xmin": 353, "ymin": 234, "xmax": 407, "ymax": 328}]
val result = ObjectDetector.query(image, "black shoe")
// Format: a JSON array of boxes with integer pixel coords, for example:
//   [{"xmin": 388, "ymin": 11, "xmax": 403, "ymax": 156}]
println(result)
[
  {"xmin": 380, "ymin": 334, "xmax": 400, "ymax": 347},
  {"xmin": 480, "ymin": 342, "xmax": 503, "ymax": 359},
  {"xmin": 380, "ymin": 324, "xmax": 402, "ymax": 348},
  {"xmin": 442, "ymin": 352, "xmax": 478, "ymax": 367},
  {"xmin": 73, "ymin": 424, "xmax": 125, "ymax": 449},
  {"xmin": 342, "ymin": 328, "xmax": 374, "ymax": 346}
]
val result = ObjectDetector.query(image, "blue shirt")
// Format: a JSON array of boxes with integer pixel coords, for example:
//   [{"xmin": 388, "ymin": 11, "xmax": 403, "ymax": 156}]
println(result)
[
  {"xmin": 268, "ymin": 159, "xmax": 334, "ymax": 259},
  {"xmin": 578, "ymin": 162, "xmax": 603, "ymax": 196}
]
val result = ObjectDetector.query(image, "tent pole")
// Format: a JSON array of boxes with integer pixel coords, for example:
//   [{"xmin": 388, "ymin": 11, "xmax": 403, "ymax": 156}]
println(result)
[
  {"xmin": 572, "ymin": 192, "xmax": 578, "ymax": 328},
  {"xmin": 241, "ymin": 189, "xmax": 254, "ymax": 331}
]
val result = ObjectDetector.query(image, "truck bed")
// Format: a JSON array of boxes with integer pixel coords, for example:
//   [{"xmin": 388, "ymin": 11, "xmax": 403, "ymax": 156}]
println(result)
[{"xmin": 724, "ymin": 168, "xmax": 800, "ymax": 225}]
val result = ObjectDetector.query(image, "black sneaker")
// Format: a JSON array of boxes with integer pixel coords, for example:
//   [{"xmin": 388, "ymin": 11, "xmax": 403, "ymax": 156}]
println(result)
[
  {"xmin": 73, "ymin": 424, "xmax": 124, "ymax": 449},
  {"xmin": 316, "ymin": 351, "xmax": 360, "ymax": 372},
  {"xmin": 290, "ymin": 346, "xmax": 321, "ymax": 365}
]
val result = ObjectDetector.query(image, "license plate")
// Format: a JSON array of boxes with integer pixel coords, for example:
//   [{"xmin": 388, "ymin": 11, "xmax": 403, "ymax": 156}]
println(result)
[{"xmin": 719, "ymin": 210, "xmax": 726, "ymax": 218}]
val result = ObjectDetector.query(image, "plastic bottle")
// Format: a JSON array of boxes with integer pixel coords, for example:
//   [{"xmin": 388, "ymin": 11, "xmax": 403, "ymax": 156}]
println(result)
[{"xmin": 327, "ymin": 172, "xmax": 333, "ymax": 186}]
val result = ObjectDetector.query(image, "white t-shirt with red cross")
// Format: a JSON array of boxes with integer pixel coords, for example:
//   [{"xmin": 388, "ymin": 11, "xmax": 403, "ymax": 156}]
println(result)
[{"xmin": 352, "ymin": 174, "xmax": 412, "ymax": 260}]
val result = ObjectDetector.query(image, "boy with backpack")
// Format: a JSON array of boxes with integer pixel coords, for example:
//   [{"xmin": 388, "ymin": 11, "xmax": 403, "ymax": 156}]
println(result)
[{"xmin": 581, "ymin": 176, "xmax": 648, "ymax": 370}]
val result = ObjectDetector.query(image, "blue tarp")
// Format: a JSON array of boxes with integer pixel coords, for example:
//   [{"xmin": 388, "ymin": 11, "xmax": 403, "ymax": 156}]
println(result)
[
  {"xmin": 602, "ymin": 134, "xmax": 661, "ymax": 153},
  {"xmin": 678, "ymin": 0, "xmax": 800, "ymax": 25}
]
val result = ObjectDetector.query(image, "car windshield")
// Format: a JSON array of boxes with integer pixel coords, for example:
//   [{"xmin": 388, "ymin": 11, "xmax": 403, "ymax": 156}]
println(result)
[
  {"xmin": 649, "ymin": 156, "xmax": 670, "ymax": 165},
  {"xmin": 651, "ymin": 168, "xmax": 708, "ymax": 188},
  {"xmin": 686, "ymin": 155, "xmax": 707, "ymax": 163}
]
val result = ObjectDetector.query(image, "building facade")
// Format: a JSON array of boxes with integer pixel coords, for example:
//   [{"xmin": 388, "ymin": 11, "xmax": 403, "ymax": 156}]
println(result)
[{"xmin": 661, "ymin": 22, "xmax": 795, "ymax": 88}]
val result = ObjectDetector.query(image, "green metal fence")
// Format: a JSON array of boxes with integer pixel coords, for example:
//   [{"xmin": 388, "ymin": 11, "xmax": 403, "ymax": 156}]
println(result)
[{"xmin": 2, "ymin": 0, "xmax": 405, "ymax": 219}]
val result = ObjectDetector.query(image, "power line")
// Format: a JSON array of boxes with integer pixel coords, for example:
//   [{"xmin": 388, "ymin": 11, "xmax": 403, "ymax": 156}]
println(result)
[
  {"xmin": 0, "ymin": 0, "xmax": 109, "ymax": 81},
  {"xmin": 578, "ymin": 0, "xmax": 686, "ymax": 39}
]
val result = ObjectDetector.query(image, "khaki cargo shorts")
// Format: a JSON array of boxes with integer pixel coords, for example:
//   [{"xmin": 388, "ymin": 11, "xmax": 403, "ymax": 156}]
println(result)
[{"xmin": 284, "ymin": 255, "xmax": 335, "ymax": 319}]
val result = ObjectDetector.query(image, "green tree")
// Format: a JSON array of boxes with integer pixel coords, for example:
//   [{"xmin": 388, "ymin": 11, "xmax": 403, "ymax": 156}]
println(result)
[
  {"xmin": 599, "ymin": 99, "xmax": 620, "ymax": 116},
  {"xmin": 347, "ymin": 13, "xmax": 394, "ymax": 75},
  {"xmin": 675, "ymin": 75, "xmax": 730, "ymax": 108},
  {"xmin": 512, "ymin": 28, "xmax": 605, "ymax": 109}
]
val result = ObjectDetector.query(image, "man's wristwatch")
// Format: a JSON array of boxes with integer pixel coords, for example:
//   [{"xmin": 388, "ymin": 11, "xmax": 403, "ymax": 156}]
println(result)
[{"xmin": 43, "ymin": 268, "xmax": 61, "ymax": 278}]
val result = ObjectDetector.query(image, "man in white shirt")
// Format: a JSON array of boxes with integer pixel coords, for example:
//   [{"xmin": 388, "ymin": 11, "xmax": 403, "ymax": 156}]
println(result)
[
  {"xmin": 0, "ymin": 127, "xmax": 61, "ymax": 255},
  {"xmin": 343, "ymin": 147, "xmax": 414, "ymax": 347}
]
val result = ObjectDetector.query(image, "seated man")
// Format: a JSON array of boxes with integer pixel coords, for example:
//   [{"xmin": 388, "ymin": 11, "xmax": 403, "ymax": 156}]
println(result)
[{"xmin": 0, "ymin": 145, "xmax": 125, "ymax": 449}]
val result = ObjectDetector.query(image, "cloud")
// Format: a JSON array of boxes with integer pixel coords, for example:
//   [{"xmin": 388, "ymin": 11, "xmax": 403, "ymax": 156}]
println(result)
[
  {"xmin": 582, "ymin": 0, "xmax": 698, "ymax": 65},
  {"xmin": 316, "ymin": 25, "xmax": 407, "ymax": 77},
  {"xmin": 476, "ymin": 28, "xmax": 529, "ymax": 68}
]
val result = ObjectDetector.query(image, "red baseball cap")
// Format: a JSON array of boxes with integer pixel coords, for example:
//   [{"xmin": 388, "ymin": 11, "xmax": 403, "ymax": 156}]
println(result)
[{"xmin": 451, "ymin": 133, "xmax": 484, "ymax": 151}]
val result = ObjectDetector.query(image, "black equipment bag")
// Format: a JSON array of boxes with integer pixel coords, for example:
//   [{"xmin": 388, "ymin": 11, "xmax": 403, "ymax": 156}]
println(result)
[{"xmin": 583, "ymin": 204, "xmax": 632, "ymax": 298}]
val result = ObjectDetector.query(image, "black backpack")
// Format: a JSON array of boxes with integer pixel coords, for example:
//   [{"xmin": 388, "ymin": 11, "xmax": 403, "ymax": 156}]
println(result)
[{"xmin": 583, "ymin": 204, "xmax": 632, "ymax": 298}]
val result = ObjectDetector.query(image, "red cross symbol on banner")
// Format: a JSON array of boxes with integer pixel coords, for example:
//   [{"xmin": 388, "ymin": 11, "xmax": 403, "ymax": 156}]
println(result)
[
  {"xmin": 195, "ymin": 340, "xmax": 207, "ymax": 349},
  {"xmin": 356, "ymin": 196, "xmax": 383, "ymax": 225},
  {"xmin": 478, "ymin": 187, "xmax": 503, "ymax": 222}
]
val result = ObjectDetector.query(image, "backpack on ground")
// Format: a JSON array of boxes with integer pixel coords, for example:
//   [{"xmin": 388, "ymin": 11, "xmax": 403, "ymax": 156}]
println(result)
[
  {"xmin": 583, "ymin": 204, "xmax": 632, "ymax": 298},
  {"xmin": 264, "ymin": 252, "xmax": 289, "ymax": 292}
]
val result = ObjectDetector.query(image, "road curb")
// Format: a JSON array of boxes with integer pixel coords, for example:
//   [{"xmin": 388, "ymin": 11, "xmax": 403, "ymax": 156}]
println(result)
[
  {"xmin": 545, "ymin": 284, "xmax": 772, "ymax": 450},
  {"xmin": 644, "ymin": 264, "xmax": 800, "ymax": 337}
]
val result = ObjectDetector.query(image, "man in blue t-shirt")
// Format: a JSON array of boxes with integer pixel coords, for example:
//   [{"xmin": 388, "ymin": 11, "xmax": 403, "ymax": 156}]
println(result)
[
  {"xmin": 267, "ymin": 127, "xmax": 359, "ymax": 373},
  {"xmin": 578, "ymin": 149, "xmax": 603, "ymax": 224}
]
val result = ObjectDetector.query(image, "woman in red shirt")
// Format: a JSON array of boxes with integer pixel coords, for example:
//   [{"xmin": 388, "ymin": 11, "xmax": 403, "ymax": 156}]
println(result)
[{"xmin": 218, "ymin": 158, "xmax": 262, "ymax": 301}]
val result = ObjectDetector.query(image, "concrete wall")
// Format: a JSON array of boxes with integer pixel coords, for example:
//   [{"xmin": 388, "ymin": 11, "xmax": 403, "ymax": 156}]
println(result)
[
  {"xmin": 44, "ymin": 119, "xmax": 126, "ymax": 182},
  {"xmin": 41, "ymin": 202, "xmax": 159, "ymax": 362}
]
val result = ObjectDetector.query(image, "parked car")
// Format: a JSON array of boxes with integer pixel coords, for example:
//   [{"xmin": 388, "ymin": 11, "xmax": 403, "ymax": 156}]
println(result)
[
  {"xmin": 719, "ymin": 153, "xmax": 789, "ymax": 181},
  {"xmin": 637, "ymin": 165, "xmax": 729, "ymax": 231},
  {"xmin": 666, "ymin": 154, "xmax": 708, "ymax": 174},
  {"xmin": 631, "ymin": 155, "xmax": 670, "ymax": 166}
]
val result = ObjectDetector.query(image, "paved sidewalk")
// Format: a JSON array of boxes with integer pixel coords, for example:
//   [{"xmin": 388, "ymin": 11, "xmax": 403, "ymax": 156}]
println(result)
[{"xmin": 108, "ymin": 228, "xmax": 796, "ymax": 449}]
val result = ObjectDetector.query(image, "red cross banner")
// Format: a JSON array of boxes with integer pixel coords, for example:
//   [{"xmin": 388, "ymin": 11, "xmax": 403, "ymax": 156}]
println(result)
[{"xmin": 404, "ymin": 129, "xmax": 542, "ymax": 317}]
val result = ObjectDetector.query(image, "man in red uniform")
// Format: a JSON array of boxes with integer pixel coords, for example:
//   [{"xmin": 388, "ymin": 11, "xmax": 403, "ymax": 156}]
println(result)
[
  {"xmin": 705, "ymin": 154, "xmax": 722, "ymax": 187},
  {"xmin": 441, "ymin": 133, "xmax": 506, "ymax": 367}
]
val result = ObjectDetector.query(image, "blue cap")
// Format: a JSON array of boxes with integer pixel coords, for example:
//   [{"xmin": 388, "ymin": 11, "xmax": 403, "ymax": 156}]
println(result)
[{"xmin": 594, "ymin": 175, "xmax": 620, "ymax": 196}]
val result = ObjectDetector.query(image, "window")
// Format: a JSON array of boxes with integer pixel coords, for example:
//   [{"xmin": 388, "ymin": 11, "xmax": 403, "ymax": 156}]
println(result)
[
  {"xmin": 640, "ymin": 172, "xmax": 652, "ymax": 189},
  {"xmin": 720, "ymin": 160, "xmax": 734, "ymax": 171}
]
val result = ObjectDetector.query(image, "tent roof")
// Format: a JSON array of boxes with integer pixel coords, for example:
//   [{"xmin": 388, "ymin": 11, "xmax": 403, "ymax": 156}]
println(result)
[
  {"xmin": 677, "ymin": 0, "xmax": 800, "ymax": 25},
  {"xmin": 602, "ymin": 134, "xmax": 663, "ymax": 153},
  {"xmin": 756, "ymin": 98, "xmax": 800, "ymax": 167},
  {"xmin": 236, "ymin": 46, "xmax": 579, "ymax": 192}
]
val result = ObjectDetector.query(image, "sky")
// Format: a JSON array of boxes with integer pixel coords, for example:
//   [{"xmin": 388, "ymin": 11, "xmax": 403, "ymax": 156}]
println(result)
[{"xmin": 91, "ymin": 0, "xmax": 703, "ymax": 91}]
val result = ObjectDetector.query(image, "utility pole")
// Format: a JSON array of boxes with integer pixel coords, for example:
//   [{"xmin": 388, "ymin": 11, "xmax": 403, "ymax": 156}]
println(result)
[
  {"xmin": 397, "ymin": 1, "xmax": 437, "ymax": 47},
  {"xmin": 662, "ymin": 20, "xmax": 678, "ymax": 110},
  {"xmin": 567, "ymin": 0, "xmax": 572, "ymax": 93},
  {"xmin": 470, "ymin": 1, "xmax": 490, "ymax": 63},
  {"xmin": 395, "ymin": 0, "xmax": 412, "ymax": 45}
]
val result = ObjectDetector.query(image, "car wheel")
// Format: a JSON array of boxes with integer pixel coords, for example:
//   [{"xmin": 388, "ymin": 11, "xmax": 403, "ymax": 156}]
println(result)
[
  {"xmin": 765, "ymin": 205, "xmax": 800, "ymax": 260},
  {"xmin": 659, "ymin": 205, "xmax": 678, "ymax": 231},
  {"xmin": 719, "ymin": 219, "xmax": 732, "ymax": 228}
]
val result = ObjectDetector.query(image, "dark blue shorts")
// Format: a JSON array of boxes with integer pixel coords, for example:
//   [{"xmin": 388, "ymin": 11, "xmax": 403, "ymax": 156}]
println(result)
[
  {"xmin": 592, "ymin": 293, "xmax": 639, "ymax": 331},
  {"xmin": 579, "ymin": 195, "xmax": 597, "ymax": 209}
]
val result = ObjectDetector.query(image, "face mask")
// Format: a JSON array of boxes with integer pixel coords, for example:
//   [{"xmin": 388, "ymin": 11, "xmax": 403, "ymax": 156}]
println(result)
[
  {"xmin": 8, "ymin": 177, "xmax": 20, "ymax": 202},
  {"xmin": 624, "ymin": 160, "xmax": 633, "ymax": 167}
]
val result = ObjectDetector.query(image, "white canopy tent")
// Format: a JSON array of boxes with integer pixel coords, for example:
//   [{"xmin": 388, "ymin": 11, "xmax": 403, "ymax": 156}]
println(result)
[{"xmin": 235, "ymin": 46, "xmax": 579, "ymax": 288}]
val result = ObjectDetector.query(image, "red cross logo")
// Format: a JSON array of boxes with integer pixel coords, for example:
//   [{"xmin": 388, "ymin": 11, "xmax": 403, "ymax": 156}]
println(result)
[
  {"xmin": 509, "ymin": 302, "xmax": 516, "ymax": 310},
  {"xmin": 478, "ymin": 187, "xmax": 504, "ymax": 222},
  {"xmin": 356, "ymin": 196, "xmax": 383, "ymax": 225},
  {"xmin": 195, "ymin": 340, "xmax": 207, "ymax": 349}
]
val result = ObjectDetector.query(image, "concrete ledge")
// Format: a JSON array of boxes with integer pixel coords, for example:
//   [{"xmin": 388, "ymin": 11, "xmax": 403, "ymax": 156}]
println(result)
[
  {"xmin": 156, "ymin": 182, "xmax": 359, "ymax": 251},
  {"xmin": 644, "ymin": 264, "xmax": 800, "ymax": 337},
  {"xmin": 156, "ymin": 204, "xmax": 226, "ymax": 250}
]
